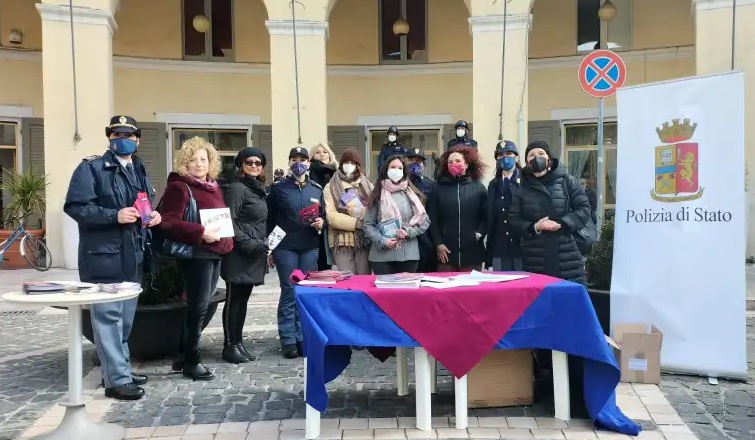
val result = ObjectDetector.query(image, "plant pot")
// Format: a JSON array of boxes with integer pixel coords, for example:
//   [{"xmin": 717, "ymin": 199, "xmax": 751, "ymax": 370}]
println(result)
[
  {"xmin": 0, "ymin": 229, "xmax": 44, "ymax": 269},
  {"xmin": 82, "ymin": 289, "xmax": 226, "ymax": 364},
  {"xmin": 587, "ymin": 288, "xmax": 611, "ymax": 336}
]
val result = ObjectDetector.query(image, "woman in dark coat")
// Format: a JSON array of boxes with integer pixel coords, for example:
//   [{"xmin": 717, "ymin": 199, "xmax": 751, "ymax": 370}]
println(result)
[
  {"xmin": 508, "ymin": 140, "xmax": 591, "ymax": 283},
  {"xmin": 486, "ymin": 140, "xmax": 523, "ymax": 271},
  {"xmin": 220, "ymin": 147, "xmax": 269, "ymax": 364},
  {"xmin": 427, "ymin": 146, "xmax": 488, "ymax": 272}
]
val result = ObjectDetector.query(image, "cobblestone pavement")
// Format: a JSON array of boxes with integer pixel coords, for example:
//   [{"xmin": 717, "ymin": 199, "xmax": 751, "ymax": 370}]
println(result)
[
  {"xmin": 660, "ymin": 316, "xmax": 755, "ymax": 440},
  {"xmin": 0, "ymin": 300, "xmax": 751, "ymax": 440}
]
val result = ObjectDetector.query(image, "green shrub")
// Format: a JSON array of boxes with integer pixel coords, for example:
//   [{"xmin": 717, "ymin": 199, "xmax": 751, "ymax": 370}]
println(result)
[{"xmin": 586, "ymin": 216, "xmax": 615, "ymax": 291}]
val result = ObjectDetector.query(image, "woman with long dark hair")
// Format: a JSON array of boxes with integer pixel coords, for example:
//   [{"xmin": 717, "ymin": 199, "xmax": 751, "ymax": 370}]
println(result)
[
  {"xmin": 219, "ymin": 147, "xmax": 269, "ymax": 364},
  {"xmin": 486, "ymin": 140, "xmax": 523, "ymax": 271},
  {"xmin": 427, "ymin": 146, "xmax": 488, "ymax": 272},
  {"xmin": 362, "ymin": 155, "xmax": 430, "ymax": 274}
]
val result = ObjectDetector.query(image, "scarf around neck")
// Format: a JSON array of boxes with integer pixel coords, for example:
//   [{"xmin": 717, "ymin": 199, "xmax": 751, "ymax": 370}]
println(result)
[
  {"xmin": 329, "ymin": 170, "xmax": 372, "ymax": 249},
  {"xmin": 380, "ymin": 179, "xmax": 426, "ymax": 228}
]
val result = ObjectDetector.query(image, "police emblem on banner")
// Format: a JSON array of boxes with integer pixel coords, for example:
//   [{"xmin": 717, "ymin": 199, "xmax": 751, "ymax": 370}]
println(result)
[{"xmin": 651, "ymin": 119, "xmax": 704, "ymax": 203}]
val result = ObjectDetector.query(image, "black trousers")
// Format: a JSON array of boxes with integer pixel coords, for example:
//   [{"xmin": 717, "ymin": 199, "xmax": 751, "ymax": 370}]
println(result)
[
  {"xmin": 223, "ymin": 282, "xmax": 254, "ymax": 346},
  {"xmin": 371, "ymin": 260, "xmax": 418, "ymax": 275},
  {"xmin": 177, "ymin": 258, "xmax": 221, "ymax": 364}
]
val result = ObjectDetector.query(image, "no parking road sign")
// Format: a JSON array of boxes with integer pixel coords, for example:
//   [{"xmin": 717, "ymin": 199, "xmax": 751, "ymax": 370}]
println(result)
[{"xmin": 578, "ymin": 50, "xmax": 626, "ymax": 98}]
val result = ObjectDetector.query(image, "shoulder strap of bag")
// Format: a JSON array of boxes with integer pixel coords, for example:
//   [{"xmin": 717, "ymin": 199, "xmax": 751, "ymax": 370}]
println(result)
[{"xmin": 183, "ymin": 183, "xmax": 198, "ymax": 223}]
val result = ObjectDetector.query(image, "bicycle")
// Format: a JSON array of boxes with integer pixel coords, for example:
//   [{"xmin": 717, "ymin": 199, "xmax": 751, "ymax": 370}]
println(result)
[{"xmin": 0, "ymin": 217, "xmax": 52, "ymax": 271}]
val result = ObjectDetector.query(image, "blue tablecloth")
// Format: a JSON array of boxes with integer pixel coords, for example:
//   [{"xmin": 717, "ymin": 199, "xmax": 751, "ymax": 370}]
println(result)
[{"xmin": 296, "ymin": 279, "xmax": 640, "ymax": 435}]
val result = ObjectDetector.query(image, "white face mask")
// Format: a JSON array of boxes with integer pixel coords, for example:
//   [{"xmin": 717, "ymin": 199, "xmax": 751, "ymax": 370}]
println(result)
[
  {"xmin": 456, "ymin": 129, "xmax": 466, "ymax": 138},
  {"xmin": 388, "ymin": 135, "xmax": 397, "ymax": 143},
  {"xmin": 386, "ymin": 168, "xmax": 404, "ymax": 183},
  {"xmin": 342, "ymin": 163, "xmax": 356, "ymax": 176}
]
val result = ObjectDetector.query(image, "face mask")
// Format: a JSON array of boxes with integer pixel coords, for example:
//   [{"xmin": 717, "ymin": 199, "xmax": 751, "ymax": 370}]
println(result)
[
  {"xmin": 342, "ymin": 163, "xmax": 356, "ymax": 176},
  {"xmin": 448, "ymin": 162, "xmax": 466, "ymax": 177},
  {"xmin": 456, "ymin": 129, "xmax": 466, "ymax": 138},
  {"xmin": 500, "ymin": 156, "xmax": 516, "ymax": 171},
  {"xmin": 290, "ymin": 162, "xmax": 308, "ymax": 177},
  {"xmin": 528, "ymin": 156, "xmax": 549, "ymax": 173},
  {"xmin": 408, "ymin": 162, "xmax": 423, "ymax": 177},
  {"xmin": 386, "ymin": 168, "xmax": 404, "ymax": 183},
  {"xmin": 110, "ymin": 138, "xmax": 137, "ymax": 156},
  {"xmin": 388, "ymin": 135, "xmax": 397, "ymax": 143}
]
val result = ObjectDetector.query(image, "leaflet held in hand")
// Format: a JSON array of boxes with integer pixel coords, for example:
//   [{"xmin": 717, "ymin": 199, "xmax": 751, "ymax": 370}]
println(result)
[
  {"xmin": 199, "ymin": 208, "xmax": 234, "ymax": 238},
  {"xmin": 267, "ymin": 226, "xmax": 286, "ymax": 253}
]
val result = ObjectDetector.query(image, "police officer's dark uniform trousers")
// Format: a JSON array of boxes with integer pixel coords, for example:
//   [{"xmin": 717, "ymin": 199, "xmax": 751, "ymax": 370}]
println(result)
[{"xmin": 64, "ymin": 116, "xmax": 152, "ymax": 400}]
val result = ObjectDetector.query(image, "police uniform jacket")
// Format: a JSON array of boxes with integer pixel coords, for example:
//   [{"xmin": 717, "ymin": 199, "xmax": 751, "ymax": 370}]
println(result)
[
  {"xmin": 377, "ymin": 142, "xmax": 408, "ymax": 170},
  {"xmin": 266, "ymin": 176, "xmax": 325, "ymax": 252},
  {"xmin": 64, "ymin": 150, "xmax": 155, "ymax": 283},
  {"xmin": 486, "ymin": 169, "xmax": 523, "ymax": 265},
  {"xmin": 447, "ymin": 136, "xmax": 478, "ymax": 149}
]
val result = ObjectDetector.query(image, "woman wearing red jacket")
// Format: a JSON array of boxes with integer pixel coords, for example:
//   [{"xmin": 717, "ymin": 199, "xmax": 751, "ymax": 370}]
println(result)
[{"xmin": 158, "ymin": 136, "xmax": 233, "ymax": 381}]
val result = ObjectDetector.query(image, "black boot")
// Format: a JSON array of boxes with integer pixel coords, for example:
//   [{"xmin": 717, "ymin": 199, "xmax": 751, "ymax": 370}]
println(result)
[
  {"xmin": 296, "ymin": 341, "xmax": 304, "ymax": 357},
  {"xmin": 183, "ymin": 363, "xmax": 214, "ymax": 381},
  {"xmin": 104, "ymin": 382, "xmax": 145, "ymax": 401},
  {"xmin": 222, "ymin": 345, "xmax": 250, "ymax": 364},
  {"xmin": 236, "ymin": 343, "xmax": 255, "ymax": 361},
  {"xmin": 282, "ymin": 344, "xmax": 299, "ymax": 359}
]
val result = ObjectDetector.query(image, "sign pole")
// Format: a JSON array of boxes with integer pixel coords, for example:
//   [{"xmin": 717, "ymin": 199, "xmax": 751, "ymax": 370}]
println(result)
[{"xmin": 596, "ymin": 97, "xmax": 605, "ymax": 232}]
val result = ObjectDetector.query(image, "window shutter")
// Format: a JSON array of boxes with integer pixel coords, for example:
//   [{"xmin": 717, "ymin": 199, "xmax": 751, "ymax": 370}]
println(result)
[
  {"xmin": 136, "ymin": 122, "xmax": 168, "ymax": 199},
  {"xmin": 252, "ymin": 125, "xmax": 273, "ymax": 182},
  {"xmin": 327, "ymin": 125, "xmax": 366, "ymax": 164},
  {"xmin": 528, "ymin": 120, "xmax": 561, "ymax": 159},
  {"xmin": 20, "ymin": 118, "xmax": 45, "ymax": 228}
]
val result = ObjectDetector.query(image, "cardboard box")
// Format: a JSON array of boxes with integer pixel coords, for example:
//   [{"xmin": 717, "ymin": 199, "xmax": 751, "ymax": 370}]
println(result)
[
  {"xmin": 467, "ymin": 349, "xmax": 533, "ymax": 408},
  {"xmin": 612, "ymin": 323, "xmax": 664, "ymax": 384}
]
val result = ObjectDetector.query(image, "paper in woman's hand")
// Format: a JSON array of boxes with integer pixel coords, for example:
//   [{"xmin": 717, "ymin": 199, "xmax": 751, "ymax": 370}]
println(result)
[
  {"xmin": 340, "ymin": 190, "xmax": 366, "ymax": 217},
  {"xmin": 267, "ymin": 226, "xmax": 286, "ymax": 254},
  {"xmin": 378, "ymin": 218, "xmax": 401, "ymax": 239},
  {"xmin": 298, "ymin": 203, "xmax": 320, "ymax": 224},
  {"xmin": 199, "ymin": 208, "xmax": 234, "ymax": 238}
]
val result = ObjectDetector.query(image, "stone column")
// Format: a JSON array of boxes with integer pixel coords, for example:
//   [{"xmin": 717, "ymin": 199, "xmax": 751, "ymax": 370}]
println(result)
[
  {"xmin": 468, "ymin": 0, "xmax": 532, "ymax": 178},
  {"xmin": 36, "ymin": 0, "xmax": 118, "ymax": 267},
  {"xmin": 265, "ymin": 4, "xmax": 329, "ymax": 171},
  {"xmin": 693, "ymin": 0, "xmax": 755, "ymax": 253}
]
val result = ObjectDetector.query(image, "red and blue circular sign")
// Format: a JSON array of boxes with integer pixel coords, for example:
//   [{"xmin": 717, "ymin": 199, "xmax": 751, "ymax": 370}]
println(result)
[{"xmin": 578, "ymin": 50, "xmax": 626, "ymax": 98}]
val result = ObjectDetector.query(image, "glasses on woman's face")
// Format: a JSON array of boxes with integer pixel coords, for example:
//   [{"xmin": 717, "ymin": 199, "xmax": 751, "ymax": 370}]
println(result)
[{"xmin": 244, "ymin": 159, "xmax": 263, "ymax": 167}]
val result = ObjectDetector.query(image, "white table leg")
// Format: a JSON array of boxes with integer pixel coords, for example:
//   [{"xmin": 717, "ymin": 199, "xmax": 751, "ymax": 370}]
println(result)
[
  {"xmin": 430, "ymin": 358, "xmax": 437, "ymax": 394},
  {"xmin": 552, "ymin": 350, "xmax": 571, "ymax": 421},
  {"xmin": 414, "ymin": 347, "xmax": 432, "ymax": 431},
  {"xmin": 396, "ymin": 347, "xmax": 408, "ymax": 397},
  {"xmin": 454, "ymin": 375, "xmax": 468, "ymax": 429},
  {"xmin": 303, "ymin": 358, "xmax": 321, "ymax": 439},
  {"xmin": 33, "ymin": 304, "xmax": 126, "ymax": 439}
]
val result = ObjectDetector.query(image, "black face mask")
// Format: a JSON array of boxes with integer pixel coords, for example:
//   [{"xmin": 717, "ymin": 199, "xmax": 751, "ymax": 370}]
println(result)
[{"xmin": 528, "ymin": 156, "xmax": 548, "ymax": 173}]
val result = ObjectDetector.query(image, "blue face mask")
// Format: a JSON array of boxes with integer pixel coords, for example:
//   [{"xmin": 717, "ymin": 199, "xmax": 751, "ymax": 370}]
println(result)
[
  {"xmin": 290, "ymin": 162, "xmax": 308, "ymax": 177},
  {"xmin": 110, "ymin": 138, "xmax": 138, "ymax": 156},
  {"xmin": 499, "ymin": 156, "xmax": 516, "ymax": 171},
  {"xmin": 408, "ymin": 162, "xmax": 423, "ymax": 177}
]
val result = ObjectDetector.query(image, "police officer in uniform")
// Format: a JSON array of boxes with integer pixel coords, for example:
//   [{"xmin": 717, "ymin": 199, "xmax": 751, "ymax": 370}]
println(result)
[
  {"xmin": 447, "ymin": 120, "xmax": 478, "ymax": 149},
  {"xmin": 64, "ymin": 116, "xmax": 161, "ymax": 401},
  {"xmin": 376, "ymin": 126, "xmax": 407, "ymax": 171},
  {"xmin": 406, "ymin": 148, "xmax": 437, "ymax": 272}
]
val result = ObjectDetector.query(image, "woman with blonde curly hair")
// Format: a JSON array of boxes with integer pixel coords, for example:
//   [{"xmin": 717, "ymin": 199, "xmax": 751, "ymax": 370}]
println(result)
[
  {"xmin": 158, "ymin": 136, "xmax": 233, "ymax": 381},
  {"xmin": 309, "ymin": 142, "xmax": 338, "ymax": 270}
]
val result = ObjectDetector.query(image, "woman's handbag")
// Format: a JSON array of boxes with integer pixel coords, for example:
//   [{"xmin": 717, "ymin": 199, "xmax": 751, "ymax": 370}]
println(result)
[
  {"xmin": 564, "ymin": 178, "xmax": 598, "ymax": 255},
  {"xmin": 153, "ymin": 183, "xmax": 198, "ymax": 259}
]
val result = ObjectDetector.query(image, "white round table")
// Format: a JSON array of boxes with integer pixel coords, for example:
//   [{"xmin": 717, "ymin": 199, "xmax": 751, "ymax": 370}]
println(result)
[{"xmin": 2, "ymin": 286, "xmax": 141, "ymax": 440}]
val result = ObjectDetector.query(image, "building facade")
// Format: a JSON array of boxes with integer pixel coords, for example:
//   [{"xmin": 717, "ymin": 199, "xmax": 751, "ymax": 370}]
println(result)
[{"xmin": 0, "ymin": 0, "xmax": 752, "ymax": 266}]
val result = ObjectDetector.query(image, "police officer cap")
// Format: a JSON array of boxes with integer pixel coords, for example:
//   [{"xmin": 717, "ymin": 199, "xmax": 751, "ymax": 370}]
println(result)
[
  {"xmin": 454, "ymin": 120, "xmax": 468, "ymax": 129},
  {"xmin": 288, "ymin": 146, "xmax": 309, "ymax": 159},
  {"xmin": 406, "ymin": 147, "xmax": 426, "ymax": 160},
  {"xmin": 387, "ymin": 126, "xmax": 399, "ymax": 135},
  {"xmin": 105, "ymin": 115, "xmax": 141, "ymax": 138},
  {"xmin": 495, "ymin": 140, "xmax": 518, "ymax": 157}
]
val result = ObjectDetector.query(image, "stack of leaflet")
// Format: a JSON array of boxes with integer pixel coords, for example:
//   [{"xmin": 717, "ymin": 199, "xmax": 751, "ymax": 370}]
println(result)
[
  {"xmin": 418, "ymin": 271, "xmax": 528, "ymax": 289},
  {"xmin": 299, "ymin": 270, "xmax": 353, "ymax": 285},
  {"xmin": 374, "ymin": 273, "xmax": 424, "ymax": 289},
  {"xmin": 21, "ymin": 281, "xmax": 141, "ymax": 295}
]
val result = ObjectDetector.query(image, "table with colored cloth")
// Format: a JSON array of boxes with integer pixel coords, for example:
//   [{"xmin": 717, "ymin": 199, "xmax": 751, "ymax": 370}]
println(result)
[{"xmin": 294, "ymin": 273, "xmax": 640, "ymax": 439}]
